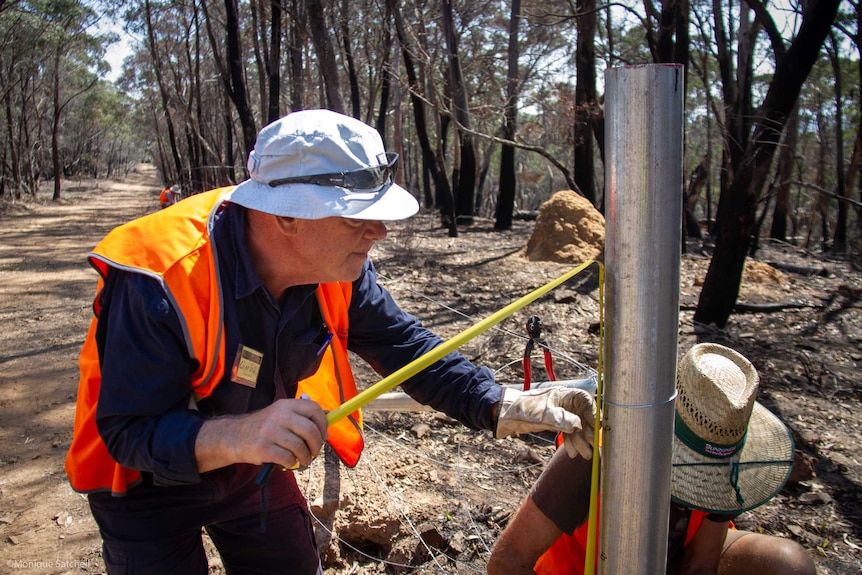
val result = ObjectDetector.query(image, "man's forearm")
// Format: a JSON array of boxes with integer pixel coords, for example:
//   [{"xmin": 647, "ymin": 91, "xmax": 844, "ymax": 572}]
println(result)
[
  {"xmin": 194, "ymin": 415, "xmax": 246, "ymax": 473},
  {"xmin": 194, "ymin": 398, "xmax": 329, "ymax": 473}
]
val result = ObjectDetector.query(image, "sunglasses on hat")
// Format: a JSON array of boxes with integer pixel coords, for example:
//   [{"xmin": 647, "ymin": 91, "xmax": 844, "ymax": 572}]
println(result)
[{"xmin": 268, "ymin": 152, "xmax": 398, "ymax": 190}]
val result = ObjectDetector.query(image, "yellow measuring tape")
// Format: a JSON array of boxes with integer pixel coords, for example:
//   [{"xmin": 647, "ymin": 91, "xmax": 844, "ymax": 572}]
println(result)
[
  {"xmin": 326, "ymin": 259, "xmax": 600, "ymax": 425},
  {"xmin": 325, "ymin": 259, "xmax": 605, "ymax": 575},
  {"xmin": 584, "ymin": 263, "xmax": 604, "ymax": 575}
]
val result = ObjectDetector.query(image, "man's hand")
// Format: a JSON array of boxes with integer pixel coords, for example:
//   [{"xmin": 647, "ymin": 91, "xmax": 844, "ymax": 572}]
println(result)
[
  {"xmin": 195, "ymin": 397, "xmax": 328, "ymax": 473},
  {"xmin": 494, "ymin": 387, "xmax": 596, "ymax": 459}
]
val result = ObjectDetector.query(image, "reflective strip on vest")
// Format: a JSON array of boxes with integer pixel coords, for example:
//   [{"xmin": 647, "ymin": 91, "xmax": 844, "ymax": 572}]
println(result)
[
  {"xmin": 65, "ymin": 188, "xmax": 364, "ymax": 494},
  {"xmin": 296, "ymin": 282, "xmax": 364, "ymax": 468}
]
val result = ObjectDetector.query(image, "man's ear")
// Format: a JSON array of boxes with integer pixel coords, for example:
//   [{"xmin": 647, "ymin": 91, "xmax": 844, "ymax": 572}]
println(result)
[{"xmin": 274, "ymin": 215, "xmax": 299, "ymax": 235}]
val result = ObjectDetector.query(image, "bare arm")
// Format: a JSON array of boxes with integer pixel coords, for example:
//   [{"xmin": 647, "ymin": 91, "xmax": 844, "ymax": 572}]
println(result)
[
  {"xmin": 194, "ymin": 398, "xmax": 328, "ymax": 473},
  {"xmin": 667, "ymin": 518, "xmax": 728, "ymax": 575},
  {"xmin": 488, "ymin": 495, "xmax": 564, "ymax": 575}
]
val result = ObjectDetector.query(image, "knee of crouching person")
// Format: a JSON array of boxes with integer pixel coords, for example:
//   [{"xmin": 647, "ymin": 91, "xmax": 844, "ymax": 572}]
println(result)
[
  {"xmin": 777, "ymin": 539, "xmax": 817, "ymax": 575},
  {"xmin": 486, "ymin": 552, "xmax": 507, "ymax": 575},
  {"xmin": 487, "ymin": 543, "xmax": 535, "ymax": 575}
]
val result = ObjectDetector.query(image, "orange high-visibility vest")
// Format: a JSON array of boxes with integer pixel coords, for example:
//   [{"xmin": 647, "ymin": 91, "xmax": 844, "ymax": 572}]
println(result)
[
  {"xmin": 533, "ymin": 500, "xmax": 708, "ymax": 574},
  {"xmin": 159, "ymin": 188, "xmax": 178, "ymax": 208},
  {"xmin": 65, "ymin": 188, "xmax": 363, "ymax": 495}
]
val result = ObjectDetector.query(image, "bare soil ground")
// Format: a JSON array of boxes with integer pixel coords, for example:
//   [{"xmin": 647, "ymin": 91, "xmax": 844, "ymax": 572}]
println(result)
[{"xmin": 0, "ymin": 166, "xmax": 859, "ymax": 574}]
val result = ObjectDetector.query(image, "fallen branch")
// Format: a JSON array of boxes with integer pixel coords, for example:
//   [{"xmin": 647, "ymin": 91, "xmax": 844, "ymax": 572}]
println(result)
[
  {"xmin": 763, "ymin": 259, "xmax": 830, "ymax": 277},
  {"xmin": 680, "ymin": 301, "xmax": 816, "ymax": 313},
  {"xmin": 733, "ymin": 301, "xmax": 817, "ymax": 313}
]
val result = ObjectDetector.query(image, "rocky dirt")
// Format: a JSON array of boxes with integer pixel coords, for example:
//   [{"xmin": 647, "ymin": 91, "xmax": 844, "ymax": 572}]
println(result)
[{"xmin": 0, "ymin": 166, "xmax": 859, "ymax": 574}]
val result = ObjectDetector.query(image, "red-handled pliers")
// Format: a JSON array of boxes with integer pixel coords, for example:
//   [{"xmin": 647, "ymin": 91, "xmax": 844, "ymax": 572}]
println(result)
[{"xmin": 522, "ymin": 315, "xmax": 556, "ymax": 390}]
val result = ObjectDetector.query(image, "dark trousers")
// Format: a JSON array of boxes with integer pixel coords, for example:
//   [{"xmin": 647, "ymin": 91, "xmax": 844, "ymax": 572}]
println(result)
[{"xmin": 88, "ymin": 464, "xmax": 321, "ymax": 575}]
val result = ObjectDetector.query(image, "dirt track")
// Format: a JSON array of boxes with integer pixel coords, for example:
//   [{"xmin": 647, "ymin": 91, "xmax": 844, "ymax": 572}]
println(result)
[{"xmin": 0, "ymin": 167, "xmax": 158, "ymax": 573}]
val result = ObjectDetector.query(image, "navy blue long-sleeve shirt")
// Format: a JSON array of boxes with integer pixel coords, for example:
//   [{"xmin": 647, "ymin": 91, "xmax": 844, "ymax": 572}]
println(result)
[{"xmin": 93, "ymin": 203, "xmax": 501, "ymax": 487}]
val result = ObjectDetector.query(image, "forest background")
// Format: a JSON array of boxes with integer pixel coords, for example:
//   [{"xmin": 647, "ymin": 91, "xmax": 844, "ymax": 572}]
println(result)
[
  {"xmin": 1, "ymin": 0, "xmax": 860, "ymax": 326},
  {"xmin": 0, "ymin": 0, "xmax": 860, "ymax": 571}
]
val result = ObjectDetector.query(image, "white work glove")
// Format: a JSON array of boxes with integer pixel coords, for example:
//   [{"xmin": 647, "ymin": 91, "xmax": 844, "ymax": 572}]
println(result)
[{"xmin": 494, "ymin": 387, "xmax": 596, "ymax": 460}]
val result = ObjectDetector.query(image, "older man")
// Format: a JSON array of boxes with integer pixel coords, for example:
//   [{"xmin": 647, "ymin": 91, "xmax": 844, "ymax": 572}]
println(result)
[{"xmin": 66, "ymin": 109, "xmax": 595, "ymax": 574}]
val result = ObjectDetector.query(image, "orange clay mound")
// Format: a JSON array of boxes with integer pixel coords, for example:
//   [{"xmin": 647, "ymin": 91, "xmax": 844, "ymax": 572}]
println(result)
[{"xmin": 522, "ymin": 190, "xmax": 605, "ymax": 263}]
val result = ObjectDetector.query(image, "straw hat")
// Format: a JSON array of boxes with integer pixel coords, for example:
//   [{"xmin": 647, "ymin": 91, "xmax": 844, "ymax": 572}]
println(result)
[{"xmin": 671, "ymin": 344, "xmax": 794, "ymax": 514}]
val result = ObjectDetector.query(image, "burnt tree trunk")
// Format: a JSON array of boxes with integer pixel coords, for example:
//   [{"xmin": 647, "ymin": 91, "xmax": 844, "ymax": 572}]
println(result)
[
  {"xmin": 340, "ymin": 0, "xmax": 361, "ymax": 120},
  {"xmin": 495, "ymin": 0, "xmax": 521, "ymax": 231},
  {"xmin": 375, "ymin": 5, "xmax": 393, "ymax": 134},
  {"xmin": 695, "ymin": 0, "xmax": 840, "ymax": 328},
  {"xmin": 224, "ymin": 0, "xmax": 257, "ymax": 157},
  {"xmin": 573, "ymin": 0, "xmax": 598, "ymax": 206},
  {"xmin": 307, "ymin": 0, "xmax": 344, "ymax": 113},
  {"xmin": 391, "ymin": 0, "xmax": 456, "ymax": 236},
  {"xmin": 266, "ymin": 0, "xmax": 282, "ymax": 124},
  {"xmin": 440, "ymin": 0, "xmax": 476, "ymax": 225},
  {"xmin": 145, "ymin": 0, "xmax": 183, "ymax": 185}
]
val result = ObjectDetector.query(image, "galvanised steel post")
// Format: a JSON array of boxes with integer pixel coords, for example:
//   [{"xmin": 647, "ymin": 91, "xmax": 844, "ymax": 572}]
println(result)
[{"xmin": 600, "ymin": 64, "xmax": 684, "ymax": 574}]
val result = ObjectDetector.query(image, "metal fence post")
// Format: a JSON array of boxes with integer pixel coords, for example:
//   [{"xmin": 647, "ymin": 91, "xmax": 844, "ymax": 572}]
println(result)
[{"xmin": 600, "ymin": 63, "xmax": 684, "ymax": 574}]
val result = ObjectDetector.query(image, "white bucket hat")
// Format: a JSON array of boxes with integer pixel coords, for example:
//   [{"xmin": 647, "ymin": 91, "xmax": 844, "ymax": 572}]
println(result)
[
  {"xmin": 671, "ymin": 344, "xmax": 794, "ymax": 514},
  {"xmin": 229, "ymin": 109, "xmax": 419, "ymax": 220}
]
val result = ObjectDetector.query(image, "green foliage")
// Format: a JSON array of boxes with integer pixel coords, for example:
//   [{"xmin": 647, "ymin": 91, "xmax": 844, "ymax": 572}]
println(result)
[
  {"xmin": 0, "ymin": 0, "xmax": 131, "ymax": 196},
  {"xmin": 1, "ymin": 0, "xmax": 859, "ymax": 261}
]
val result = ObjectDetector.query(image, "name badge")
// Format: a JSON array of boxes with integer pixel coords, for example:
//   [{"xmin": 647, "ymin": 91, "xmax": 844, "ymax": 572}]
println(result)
[{"xmin": 231, "ymin": 344, "xmax": 263, "ymax": 388}]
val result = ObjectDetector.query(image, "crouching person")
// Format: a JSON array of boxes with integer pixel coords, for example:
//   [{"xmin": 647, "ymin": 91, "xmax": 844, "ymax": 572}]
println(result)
[{"xmin": 488, "ymin": 343, "xmax": 816, "ymax": 575}]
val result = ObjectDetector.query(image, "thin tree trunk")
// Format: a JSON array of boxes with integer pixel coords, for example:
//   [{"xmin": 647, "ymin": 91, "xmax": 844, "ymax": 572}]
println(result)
[
  {"xmin": 5, "ymin": 94, "xmax": 22, "ymax": 199},
  {"xmin": 391, "ymin": 0, "xmax": 456, "ymax": 236},
  {"xmin": 341, "ymin": 0, "xmax": 361, "ymax": 119},
  {"xmin": 495, "ymin": 0, "xmax": 521, "ymax": 231},
  {"xmin": 224, "ymin": 0, "xmax": 257, "ymax": 157},
  {"xmin": 770, "ymin": 105, "xmax": 798, "ymax": 242},
  {"xmin": 145, "ymin": 0, "xmax": 184, "ymax": 187},
  {"xmin": 857, "ymin": 4, "xmax": 862, "ymax": 235},
  {"xmin": 684, "ymin": 155, "xmax": 707, "ymax": 239},
  {"xmin": 391, "ymin": 49, "xmax": 405, "ymax": 186},
  {"xmin": 375, "ymin": 3, "xmax": 393, "ymax": 134},
  {"xmin": 192, "ymin": 2, "xmax": 206, "ymax": 191},
  {"xmin": 307, "ymin": 0, "xmax": 343, "ymax": 113},
  {"xmin": 51, "ymin": 47, "xmax": 62, "ymax": 200},
  {"xmin": 288, "ymin": 0, "xmax": 305, "ymax": 112},
  {"xmin": 250, "ymin": 0, "xmax": 267, "ymax": 122},
  {"xmin": 222, "ymin": 81, "xmax": 236, "ymax": 183},
  {"xmin": 845, "ymin": 131, "xmax": 862, "ymax": 236},
  {"xmin": 828, "ymin": 33, "xmax": 848, "ymax": 251},
  {"xmin": 655, "ymin": 0, "xmax": 690, "ymax": 245},
  {"xmin": 267, "ymin": 0, "xmax": 283, "ymax": 124},
  {"xmin": 476, "ymin": 140, "xmax": 496, "ymax": 215},
  {"xmin": 816, "ymin": 93, "xmax": 829, "ymax": 249},
  {"xmin": 440, "ymin": 0, "xmax": 475, "ymax": 225},
  {"xmin": 572, "ymin": 0, "xmax": 598, "ymax": 206}
]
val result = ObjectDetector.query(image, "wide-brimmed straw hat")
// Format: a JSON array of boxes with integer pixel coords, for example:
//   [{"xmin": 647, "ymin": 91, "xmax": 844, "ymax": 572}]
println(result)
[
  {"xmin": 671, "ymin": 343, "xmax": 794, "ymax": 514},
  {"xmin": 229, "ymin": 109, "xmax": 419, "ymax": 220}
]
